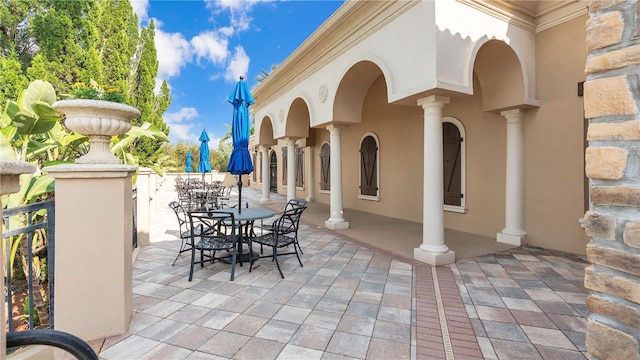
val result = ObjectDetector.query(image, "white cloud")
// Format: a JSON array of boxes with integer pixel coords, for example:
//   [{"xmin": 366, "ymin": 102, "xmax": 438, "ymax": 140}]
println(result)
[
  {"xmin": 154, "ymin": 25, "xmax": 192, "ymax": 79},
  {"xmin": 129, "ymin": 0, "xmax": 149, "ymax": 25},
  {"xmin": 226, "ymin": 45, "xmax": 250, "ymax": 82},
  {"xmin": 191, "ymin": 31, "xmax": 229, "ymax": 64},
  {"xmin": 164, "ymin": 107, "xmax": 199, "ymax": 142}
]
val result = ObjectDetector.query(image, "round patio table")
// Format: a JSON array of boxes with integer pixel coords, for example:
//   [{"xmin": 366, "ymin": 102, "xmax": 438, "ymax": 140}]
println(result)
[{"xmin": 212, "ymin": 207, "xmax": 275, "ymax": 264}]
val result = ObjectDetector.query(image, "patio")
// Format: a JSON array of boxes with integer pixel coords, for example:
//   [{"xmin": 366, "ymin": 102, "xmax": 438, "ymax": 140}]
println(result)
[{"xmin": 92, "ymin": 186, "xmax": 590, "ymax": 359}]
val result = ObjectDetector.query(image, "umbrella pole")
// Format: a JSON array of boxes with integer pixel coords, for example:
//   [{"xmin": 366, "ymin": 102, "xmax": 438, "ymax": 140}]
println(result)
[{"xmin": 237, "ymin": 176, "xmax": 242, "ymax": 213}]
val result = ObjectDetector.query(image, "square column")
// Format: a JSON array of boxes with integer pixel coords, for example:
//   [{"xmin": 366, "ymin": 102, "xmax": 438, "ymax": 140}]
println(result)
[
  {"xmin": 136, "ymin": 167, "xmax": 152, "ymax": 247},
  {"xmin": 45, "ymin": 164, "xmax": 137, "ymax": 341}
]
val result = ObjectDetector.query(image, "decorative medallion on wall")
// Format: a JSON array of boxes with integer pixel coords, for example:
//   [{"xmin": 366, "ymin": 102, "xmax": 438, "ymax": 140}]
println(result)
[
  {"xmin": 279, "ymin": 109, "xmax": 284, "ymax": 122},
  {"xmin": 319, "ymin": 84, "xmax": 328, "ymax": 103}
]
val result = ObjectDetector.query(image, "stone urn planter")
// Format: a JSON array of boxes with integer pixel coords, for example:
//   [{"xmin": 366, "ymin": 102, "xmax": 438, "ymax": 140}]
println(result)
[{"xmin": 52, "ymin": 99, "xmax": 141, "ymax": 164}]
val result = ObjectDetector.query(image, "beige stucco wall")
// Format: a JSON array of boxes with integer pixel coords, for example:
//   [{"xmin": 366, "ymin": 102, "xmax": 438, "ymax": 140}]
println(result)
[
  {"xmin": 249, "ymin": 1, "xmax": 590, "ymax": 256},
  {"xmin": 525, "ymin": 15, "xmax": 590, "ymax": 254}
]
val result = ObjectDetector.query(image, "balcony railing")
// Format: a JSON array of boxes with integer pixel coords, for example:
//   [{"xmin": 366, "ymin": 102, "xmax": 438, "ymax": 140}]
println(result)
[{"xmin": 2, "ymin": 200, "xmax": 55, "ymax": 332}]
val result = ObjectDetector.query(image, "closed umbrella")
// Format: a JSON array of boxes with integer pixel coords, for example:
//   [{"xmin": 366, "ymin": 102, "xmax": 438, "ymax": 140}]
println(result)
[
  {"xmin": 198, "ymin": 129, "xmax": 211, "ymax": 183},
  {"xmin": 185, "ymin": 151, "xmax": 193, "ymax": 173},
  {"xmin": 227, "ymin": 76, "xmax": 255, "ymax": 213}
]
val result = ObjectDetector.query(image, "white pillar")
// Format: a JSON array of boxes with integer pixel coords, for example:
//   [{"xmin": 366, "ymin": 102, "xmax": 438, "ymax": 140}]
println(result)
[
  {"xmin": 260, "ymin": 146, "xmax": 271, "ymax": 204},
  {"xmin": 306, "ymin": 146, "xmax": 315, "ymax": 202},
  {"xmin": 286, "ymin": 138, "xmax": 296, "ymax": 201},
  {"xmin": 325, "ymin": 125, "xmax": 349, "ymax": 230},
  {"xmin": 414, "ymin": 96, "xmax": 455, "ymax": 266},
  {"xmin": 136, "ymin": 167, "xmax": 152, "ymax": 247},
  {"xmin": 497, "ymin": 109, "xmax": 528, "ymax": 245},
  {"xmin": 45, "ymin": 163, "xmax": 136, "ymax": 340}
]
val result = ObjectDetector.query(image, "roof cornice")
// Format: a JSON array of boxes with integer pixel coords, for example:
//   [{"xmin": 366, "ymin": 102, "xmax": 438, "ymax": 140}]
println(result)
[
  {"xmin": 253, "ymin": 0, "xmax": 420, "ymax": 108},
  {"xmin": 458, "ymin": 0, "xmax": 588, "ymax": 33}
]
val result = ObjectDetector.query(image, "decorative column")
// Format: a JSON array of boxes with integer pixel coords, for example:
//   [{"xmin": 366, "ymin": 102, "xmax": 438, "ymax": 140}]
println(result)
[
  {"xmin": 1, "ymin": 160, "xmax": 37, "ymax": 357},
  {"xmin": 286, "ymin": 138, "xmax": 296, "ymax": 201},
  {"xmin": 45, "ymin": 163, "xmax": 137, "ymax": 341},
  {"xmin": 260, "ymin": 146, "xmax": 271, "ymax": 204},
  {"xmin": 306, "ymin": 146, "xmax": 315, "ymax": 202},
  {"xmin": 325, "ymin": 125, "xmax": 349, "ymax": 230},
  {"xmin": 136, "ymin": 167, "xmax": 152, "ymax": 247},
  {"xmin": 497, "ymin": 109, "xmax": 527, "ymax": 245},
  {"xmin": 414, "ymin": 96, "xmax": 455, "ymax": 266}
]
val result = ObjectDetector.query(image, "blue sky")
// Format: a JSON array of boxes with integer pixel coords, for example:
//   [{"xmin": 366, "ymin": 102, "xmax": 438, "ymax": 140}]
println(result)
[{"xmin": 129, "ymin": 0, "xmax": 344, "ymax": 148}]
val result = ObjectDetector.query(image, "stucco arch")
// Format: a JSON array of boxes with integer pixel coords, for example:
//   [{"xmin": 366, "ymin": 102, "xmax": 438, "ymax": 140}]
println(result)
[
  {"xmin": 283, "ymin": 97, "xmax": 311, "ymax": 139},
  {"xmin": 332, "ymin": 60, "xmax": 390, "ymax": 125},
  {"xmin": 469, "ymin": 38, "xmax": 536, "ymax": 112},
  {"xmin": 256, "ymin": 115, "xmax": 277, "ymax": 146}
]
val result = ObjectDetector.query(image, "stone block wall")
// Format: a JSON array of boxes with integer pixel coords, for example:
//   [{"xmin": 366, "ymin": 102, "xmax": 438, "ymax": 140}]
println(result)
[{"xmin": 583, "ymin": 1, "xmax": 640, "ymax": 358}]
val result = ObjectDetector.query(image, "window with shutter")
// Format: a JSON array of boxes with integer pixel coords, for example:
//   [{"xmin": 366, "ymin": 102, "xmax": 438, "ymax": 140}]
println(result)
[
  {"xmin": 282, "ymin": 147, "xmax": 287, "ymax": 185},
  {"xmin": 442, "ymin": 118, "xmax": 466, "ymax": 212},
  {"xmin": 320, "ymin": 143, "xmax": 330, "ymax": 191},
  {"xmin": 270, "ymin": 152, "xmax": 278, "ymax": 192},
  {"xmin": 359, "ymin": 135, "xmax": 378, "ymax": 197},
  {"xmin": 295, "ymin": 145, "xmax": 304, "ymax": 187},
  {"xmin": 252, "ymin": 152, "xmax": 257, "ymax": 182}
]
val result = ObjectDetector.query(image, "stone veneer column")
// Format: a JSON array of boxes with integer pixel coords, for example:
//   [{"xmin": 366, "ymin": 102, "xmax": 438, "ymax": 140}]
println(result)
[
  {"xmin": 306, "ymin": 146, "xmax": 315, "ymax": 202},
  {"xmin": 414, "ymin": 95, "xmax": 455, "ymax": 265},
  {"xmin": 497, "ymin": 109, "xmax": 528, "ymax": 246},
  {"xmin": 286, "ymin": 138, "xmax": 296, "ymax": 201},
  {"xmin": 45, "ymin": 163, "xmax": 137, "ymax": 341},
  {"xmin": 260, "ymin": 146, "xmax": 271, "ymax": 204},
  {"xmin": 582, "ymin": 1, "xmax": 640, "ymax": 359},
  {"xmin": 0, "ymin": 160, "xmax": 37, "ymax": 357},
  {"xmin": 325, "ymin": 124, "xmax": 349, "ymax": 230},
  {"xmin": 136, "ymin": 167, "xmax": 152, "ymax": 247}
]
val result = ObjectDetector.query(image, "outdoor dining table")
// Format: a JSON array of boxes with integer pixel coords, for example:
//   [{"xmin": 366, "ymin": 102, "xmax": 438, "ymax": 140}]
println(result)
[{"xmin": 211, "ymin": 207, "xmax": 275, "ymax": 265}]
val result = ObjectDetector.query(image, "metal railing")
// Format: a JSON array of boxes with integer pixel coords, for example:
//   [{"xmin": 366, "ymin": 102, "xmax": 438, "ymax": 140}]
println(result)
[
  {"xmin": 2, "ymin": 200, "xmax": 55, "ymax": 332},
  {"xmin": 132, "ymin": 186, "xmax": 138, "ymax": 249}
]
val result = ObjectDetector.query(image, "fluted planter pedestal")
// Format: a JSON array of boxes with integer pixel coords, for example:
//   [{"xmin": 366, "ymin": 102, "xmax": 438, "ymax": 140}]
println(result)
[{"xmin": 52, "ymin": 99, "xmax": 140, "ymax": 164}]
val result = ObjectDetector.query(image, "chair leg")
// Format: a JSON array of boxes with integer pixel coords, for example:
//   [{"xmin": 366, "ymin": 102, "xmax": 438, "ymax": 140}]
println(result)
[
  {"xmin": 273, "ymin": 247, "xmax": 284, "ymax": 279},
  {"xmin": 230, "ymin": 248, "xmax": 237, "ymax": 281},
  {"xmin": 188, "ymin": 245, "xmax": 196, "ymax": 281}
]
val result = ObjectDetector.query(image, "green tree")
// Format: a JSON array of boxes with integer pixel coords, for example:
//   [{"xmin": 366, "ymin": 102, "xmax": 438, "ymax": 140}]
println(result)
[
  {"xmin": 256, "ymin": 64, "xmax": 278, "ymax": 82},
  {"xmin": 94, "ymin": 0, "xmax": 138, "ymax": 96},
  {"xmin": 0, "ymin": 50, "xmax": 28, "ymax": 108}
]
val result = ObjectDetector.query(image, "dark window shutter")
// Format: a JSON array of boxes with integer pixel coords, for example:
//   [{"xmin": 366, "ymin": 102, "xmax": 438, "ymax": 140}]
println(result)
[
  {"xmin": 282, "ymin": 147, "xmax": 287, "ymax": 185},
  {"xmin": 295, "ymin": 146, "xmax": 304, "ymax": 187},
  {"xmin": 443, "ymin": 123, "xmax": 462, "ymax": 206},
  {"xmin": 360, "ymin": 136, "xmax": 378, "ymax": 196},
  {"xmin": 320, "ymin": 143, "xmax": 330, "ymax": 190},
  {"xmin": 252, "ymin": 152, "xmax": 257, "ymax": 182}
]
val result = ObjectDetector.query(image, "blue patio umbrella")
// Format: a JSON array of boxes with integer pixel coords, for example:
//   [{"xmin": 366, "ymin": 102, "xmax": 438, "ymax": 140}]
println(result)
[
  {"xmin": 185, "ymin": 151, "xmax": 193, "ymax": 173},
  {"xmin": 198, "ymin": 129, "xmax": 211, "ymax": 182},
  {"xmin": 227, "ymin": 76, "xmax": 255, "ymax": 212}
]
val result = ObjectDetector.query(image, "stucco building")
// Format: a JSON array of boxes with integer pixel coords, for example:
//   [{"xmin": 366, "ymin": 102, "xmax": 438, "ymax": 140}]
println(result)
[{"xmin": 248, "ymin": 0, "xmax": 590, "ymax": 265}]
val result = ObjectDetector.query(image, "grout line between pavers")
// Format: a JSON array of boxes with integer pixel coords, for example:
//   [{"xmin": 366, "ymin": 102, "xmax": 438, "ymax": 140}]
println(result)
[{"xmin": 432, "ymin": 266, "xmax": 455, "ymax": 360}]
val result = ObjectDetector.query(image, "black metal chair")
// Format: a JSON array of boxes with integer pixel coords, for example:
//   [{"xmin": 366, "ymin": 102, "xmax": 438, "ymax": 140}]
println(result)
[
  {"xmin": 254, "ymin": 198, "xmax": 307, "ymax": 254},
  {"xmin": 169, "ymin": 201, "xmax": 199, "ymax": 266},
  {"xmin": 187, "ymin": 211, "xmax": 238, "ymax": 281},
  {"xmin": 249, "ymin": 205, "xmax": 306, "ymax": 278}
]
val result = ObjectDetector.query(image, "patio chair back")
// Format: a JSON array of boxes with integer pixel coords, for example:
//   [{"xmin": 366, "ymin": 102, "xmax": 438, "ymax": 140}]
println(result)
[
  {"xmin": 187, "ymin": 211, "xmax": 239, "ymax": 281},
  {"xmin": 169, "ymin": 201, "xmax": 195, "ymax": 266},
  {"xmin": 250, "ymin": 204, "xmax": 307, "ymax": 278}
]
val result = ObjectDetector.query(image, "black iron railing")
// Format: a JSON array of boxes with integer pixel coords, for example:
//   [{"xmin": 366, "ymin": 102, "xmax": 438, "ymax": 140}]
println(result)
[
  {"xmin": 2, "ymin": 200, "xmax": 55, "ymax": 332},
  {"xmin": 132, "ymin": 186, "xmax": 138, "ymax": 249}
]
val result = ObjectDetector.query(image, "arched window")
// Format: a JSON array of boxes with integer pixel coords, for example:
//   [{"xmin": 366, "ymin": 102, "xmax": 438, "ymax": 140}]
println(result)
[
  {"xmin": 443, "ymin": 117, "xmax": 466, "ymax": 212},
  {"xmin": 282, "ymin": 147, "xmax": 287, "ymax": 186},
  {"xmin": 359, "ymin": 133, "xmax": 379, "ymax": 200},
  {"xmin": 295, "ymin": 145, "xmax": 304, "ymax": 188},
  {"xmin": 320, "ymin": 143, "xmax": 330, "ymax": 191}
]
